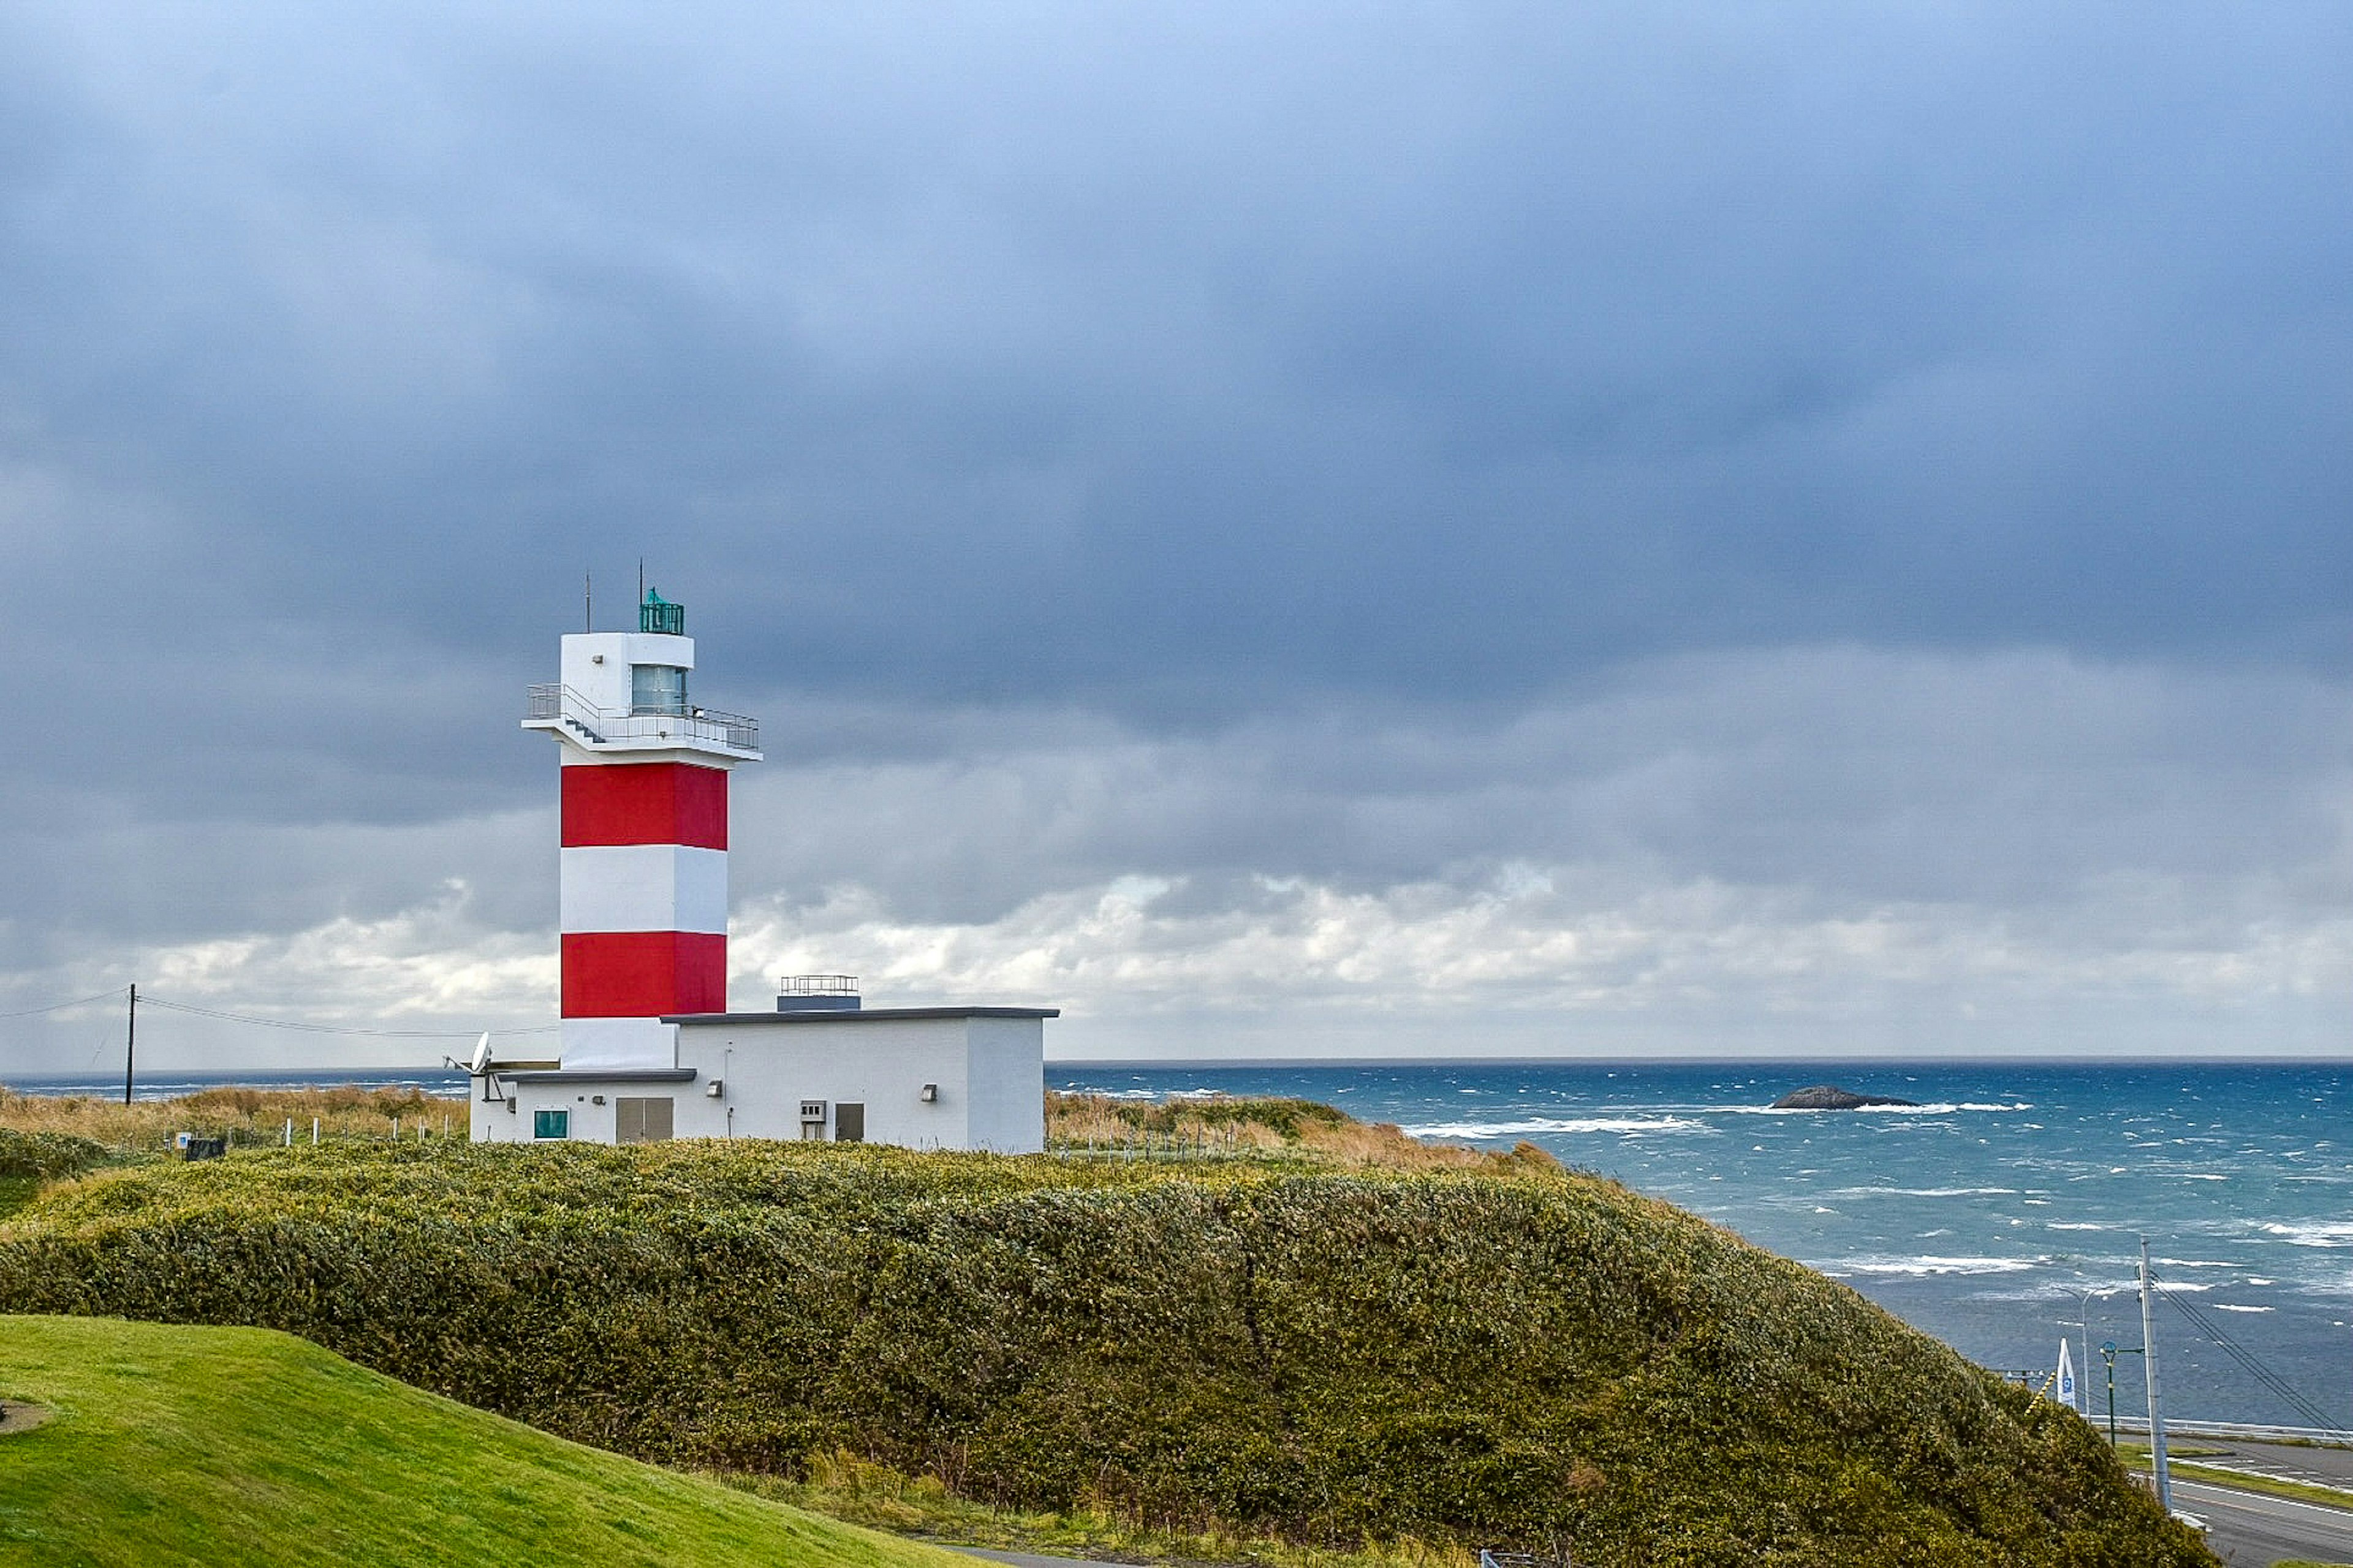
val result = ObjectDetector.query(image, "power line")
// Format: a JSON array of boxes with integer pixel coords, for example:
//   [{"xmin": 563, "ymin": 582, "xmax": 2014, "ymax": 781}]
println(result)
[
  {"xmin": 2155, "ymin": 1271, "xmax": 2349, "ymax": 1436},
  {"xmin": 0, "ymin": 983, "xmax": 559, "ymax": 1040},
  {"xmin": 0, "ymin": 985, "xmax": 131, "ymax": 1020},
  {"xmin": 132, "ymin": 994, "xmax": 559, "ymax": 1041}
]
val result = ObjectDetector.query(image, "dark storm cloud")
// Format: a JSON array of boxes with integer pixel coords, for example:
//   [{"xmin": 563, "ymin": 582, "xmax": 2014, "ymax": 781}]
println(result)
[{"xmin": 5, "ymin": 4, "xmax": 2347, "ymax": 722}]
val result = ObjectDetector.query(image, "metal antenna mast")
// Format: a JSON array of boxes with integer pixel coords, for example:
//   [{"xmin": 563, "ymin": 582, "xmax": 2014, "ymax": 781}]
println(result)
[
  {"xmin": 585, "ymin": 572, "xmax": 593, "ymax": 632},
  {"xmin": 2140, "ymin": 1237, "xmax": 2172, "ymax": 1512}
]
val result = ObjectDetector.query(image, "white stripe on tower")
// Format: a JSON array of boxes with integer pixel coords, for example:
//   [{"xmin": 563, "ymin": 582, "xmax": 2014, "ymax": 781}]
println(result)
[{"xmin": 558, "ymin": 844, "xmax": 729, "ymax": 934}]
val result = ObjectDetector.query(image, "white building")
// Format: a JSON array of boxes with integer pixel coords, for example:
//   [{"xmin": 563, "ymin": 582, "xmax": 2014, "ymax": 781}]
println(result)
[
  {"xmin": 473, "ymin": 591, "xmax": 1056, "ymax": 1151},
  {"xmin": 477, "ymin": 993, "xmax": 1053, "ymax": 1153}
]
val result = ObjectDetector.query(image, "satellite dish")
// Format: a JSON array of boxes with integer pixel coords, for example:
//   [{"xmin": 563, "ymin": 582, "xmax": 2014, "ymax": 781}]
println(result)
[{"xmin": 468, "ymin": 1034, "xmax": 493, "ymax": 1075}]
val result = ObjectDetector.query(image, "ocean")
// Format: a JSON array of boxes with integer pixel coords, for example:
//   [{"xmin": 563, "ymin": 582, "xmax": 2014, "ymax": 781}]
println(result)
[{"xmin": 10, "ymin": 1057, "xmax": 2347, "ymax": 1430}]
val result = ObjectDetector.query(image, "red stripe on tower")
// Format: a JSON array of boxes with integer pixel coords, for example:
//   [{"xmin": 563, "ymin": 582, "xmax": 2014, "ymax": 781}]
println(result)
[
  {"xmin": 561, "ymin": 931, "xmax": 729, "ymax": 1018},
  {"xmin": 562, "ymin": 762, "xmax": 728, "ymax": 850}
]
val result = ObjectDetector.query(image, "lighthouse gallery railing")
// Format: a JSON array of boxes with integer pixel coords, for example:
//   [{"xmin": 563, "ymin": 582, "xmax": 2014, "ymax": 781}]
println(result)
[{"xmin": 526, "ymin": 683, "xmax": 759, "ymax": 752}]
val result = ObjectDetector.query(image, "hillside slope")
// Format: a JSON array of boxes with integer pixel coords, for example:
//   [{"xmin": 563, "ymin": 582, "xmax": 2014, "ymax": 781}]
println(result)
[
  {"xmin": 0, "ymin": 1312, "xmax": 968, "ymax": 1568},
  {"xmin": 0, "ymin": 1143, "xmax": 2211, "ymax": 1568}
]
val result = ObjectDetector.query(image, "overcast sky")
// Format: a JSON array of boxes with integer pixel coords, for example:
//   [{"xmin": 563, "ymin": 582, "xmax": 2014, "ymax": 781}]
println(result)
[{"xmin": 2, "ymin": 3, "xmax": 2347, "ymax": 1070}]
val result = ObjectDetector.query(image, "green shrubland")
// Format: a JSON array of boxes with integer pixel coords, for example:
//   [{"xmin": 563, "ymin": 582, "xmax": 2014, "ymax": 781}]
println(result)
[
  {"xmin": 0, "ymin": 1140, "xmax": 2211, "ymax": 1567},
  {"xmin": 0, "ymin": 1128, "xmax": 112, "ymax": 1181}
]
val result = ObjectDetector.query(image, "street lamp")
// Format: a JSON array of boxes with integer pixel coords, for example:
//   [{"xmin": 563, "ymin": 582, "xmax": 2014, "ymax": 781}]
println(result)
[
  {"xmin": 2068, "ymin": 1287, "xmax": 2114, "ymax": 1420},
  {"xmin": 2100, "ymin": 1339, "xmax": 2145, "ymax": 1450}
]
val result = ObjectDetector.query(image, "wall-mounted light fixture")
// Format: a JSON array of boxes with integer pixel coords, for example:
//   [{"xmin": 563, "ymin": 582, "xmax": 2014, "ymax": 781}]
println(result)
[
  {"xmin": 706, "ymin": 1079, "xmax": 725, "ymax": 1098},
  {"xmin": 920, "ymin": 1083, "xmax": 938, "ymax": 1102}
]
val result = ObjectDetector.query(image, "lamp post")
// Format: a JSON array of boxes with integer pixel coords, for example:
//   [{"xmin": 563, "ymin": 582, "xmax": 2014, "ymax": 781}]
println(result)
[
  {"xmin": 2068, "ymin": 1287, "xmax": 2112, "ymax": 1419},
  {"xmin": 2098, "ymin": 1341, "xmax": 2142, "ymax": 1449}
]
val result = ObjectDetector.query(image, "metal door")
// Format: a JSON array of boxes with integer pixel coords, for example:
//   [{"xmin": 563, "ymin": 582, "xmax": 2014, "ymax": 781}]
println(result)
[{"xmin": 616, "ymin": 1096, "xmax": 674, "ymax": 1143}]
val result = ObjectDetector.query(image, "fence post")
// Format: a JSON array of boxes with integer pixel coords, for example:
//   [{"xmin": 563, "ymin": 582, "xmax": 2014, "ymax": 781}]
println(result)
[
  {"xmin": 283, "ymin": 1118, "xmax": 292, "ymax": 1147},
  {"xmin": 311, "ymin": 1118, "xmax": 319, "ymax": 1145}
]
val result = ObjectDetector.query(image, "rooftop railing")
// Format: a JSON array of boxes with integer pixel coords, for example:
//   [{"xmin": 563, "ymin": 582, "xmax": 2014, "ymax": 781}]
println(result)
[
  {"xmin": 526, "ymin": 683, "xmax": 759, "ymax": 753},
  {"xmin": 778, "ymin": 974, "xmax": 859, "ymax": 997}
]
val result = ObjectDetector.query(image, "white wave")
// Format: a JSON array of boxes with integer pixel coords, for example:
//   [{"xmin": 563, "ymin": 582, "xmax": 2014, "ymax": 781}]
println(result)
[
  {"xmin": 1823, "ymin": 1255, "xmax": 2041, "ymax": 1277},
  {"xmin": 1824, "ymin": 1186, "xmax": 2019, "ymax": 1199},
  {"xmin": 2210, "ymin": 1303, "xmax": 2274, "ymax": 1313},
  {"xmin": 2257, "ymin": 1220, "xmax": 2353, "ymax": 1247},
  {"xmin": 2047, "ymin": 1222, "xmax": 2107, "ymax": 1231},
  {"xmin": 2177, "ymin": 1173, "xmax": 2230, "ymax": 1181},
  {"xmin": 1403, "ymin": 1115, "xmax": 1713, "ymax": 1139},
  {"xmin": 1564, "ymin": 1100, "xmax": 2035, "ymax": 1118},
  {"xmin": 1851, "ymin": 1101, "xmax": 2033, "ymax": 1115}
]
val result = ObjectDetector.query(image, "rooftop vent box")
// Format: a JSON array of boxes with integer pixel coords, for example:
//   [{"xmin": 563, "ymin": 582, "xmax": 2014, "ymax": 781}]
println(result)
[{"xmin": 778, "ymin": 974, "xmax": 860, "ymax": 1012}]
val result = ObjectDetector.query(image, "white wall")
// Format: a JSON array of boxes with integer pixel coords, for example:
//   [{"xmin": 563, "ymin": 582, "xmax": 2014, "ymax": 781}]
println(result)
[
  {"xmin": 558, "ymin": 631, "xmax": 695, "ymax": 713},
  {"xmin": 678, "ymin": 1017, "xmax": 976, "ymax": 1148},
  {"xmin": 964, "ymin": 1015, "xmax": 1048, "ymax": 1153},
  {"xmin": 559, "ymin": 1016, "xmax": 678, "ymax": 1071}
]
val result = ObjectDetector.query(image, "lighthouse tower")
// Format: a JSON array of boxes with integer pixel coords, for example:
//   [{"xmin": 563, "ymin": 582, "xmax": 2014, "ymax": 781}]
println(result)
[{"xmin": 521, "ymin": 588, "xmax": 761, "ymax": 1070}]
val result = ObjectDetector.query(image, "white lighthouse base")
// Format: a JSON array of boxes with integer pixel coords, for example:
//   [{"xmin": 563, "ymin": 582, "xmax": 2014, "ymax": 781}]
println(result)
[{"xmin": 560, "ymin": 1017, "xmax": 679, "ymax": 1072}]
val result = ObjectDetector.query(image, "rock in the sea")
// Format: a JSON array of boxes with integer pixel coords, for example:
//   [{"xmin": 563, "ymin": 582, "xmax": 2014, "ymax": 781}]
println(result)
[{"xmin": 1770, "ymin": 1083, "xmax": 1921, "ymax": 1110}]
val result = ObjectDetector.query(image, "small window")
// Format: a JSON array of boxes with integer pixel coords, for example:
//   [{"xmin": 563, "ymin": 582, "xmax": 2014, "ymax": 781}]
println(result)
[
  {"xmin": 533, "ymin": 1108, "xmax": 570, "ymax": 1140},
  {"xmin": 632, "ymin": 664, "xmax": 688, "ymax": 716},
  {"xmin": 834, "ymin": 1103, "xmax": 865, "ymax": 1143}
]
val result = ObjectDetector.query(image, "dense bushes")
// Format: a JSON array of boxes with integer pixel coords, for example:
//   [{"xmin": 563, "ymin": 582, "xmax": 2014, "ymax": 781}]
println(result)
[
  {"xmin": 0, "ymin": 1127, "xmax": 113, "ymax": 1180},
  {"xmin": 0, "ymin": 1142, "xmax": 2210, "ymax": 1567}
]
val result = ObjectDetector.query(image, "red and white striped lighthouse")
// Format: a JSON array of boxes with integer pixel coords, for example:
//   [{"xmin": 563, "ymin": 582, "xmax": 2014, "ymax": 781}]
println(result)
[{"xmin": 522, "ymin": 588, "xmax": 761, "ymax": 1070}]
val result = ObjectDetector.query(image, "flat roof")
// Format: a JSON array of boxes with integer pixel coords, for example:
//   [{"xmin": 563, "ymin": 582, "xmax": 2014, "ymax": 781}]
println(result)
[
  {"xmin": 502, "ymin": 1068, "xmax": 698, "ymax": 1084},
  {"xmin": 664, "ymin": 1006, "xmax": 1059, "ymax": 1025}
]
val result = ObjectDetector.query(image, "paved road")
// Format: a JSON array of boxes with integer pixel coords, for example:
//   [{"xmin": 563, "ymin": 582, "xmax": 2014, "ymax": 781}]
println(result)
[
  {"xmin": 2195, "ymin": 1439, "xmax": 2353, "ymax": 1492},
  {"xmin": 2172, "ymin": 1478, "xmax": 2353, "ymax": 1566}
]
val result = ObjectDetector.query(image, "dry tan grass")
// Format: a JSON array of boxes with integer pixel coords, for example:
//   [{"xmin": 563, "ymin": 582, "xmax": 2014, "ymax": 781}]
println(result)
[
  {"xmin": 1045, "ymin": 1091, "xmax": 1555, "ymax": 1175},
  {"xmin": 0, "ymin": 1085, "xmax": 467, "ymax": 1156}
]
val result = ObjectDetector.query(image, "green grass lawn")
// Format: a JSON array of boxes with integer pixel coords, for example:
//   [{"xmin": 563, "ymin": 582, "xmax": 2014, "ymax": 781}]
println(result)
[{"xmin": 0, "ymin": 1314, "xmax": 971, "ymax": 1568}]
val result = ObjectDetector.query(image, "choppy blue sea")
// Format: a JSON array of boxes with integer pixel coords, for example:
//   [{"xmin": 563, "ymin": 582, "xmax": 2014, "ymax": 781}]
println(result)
[
  {"xmin": 12, "ymin": 1058, "xmax": 2347, "ymax": 1429},
  {"xmin": 1055, "ymin": 1060, "xmax": 2352, "ymax": 1431}
]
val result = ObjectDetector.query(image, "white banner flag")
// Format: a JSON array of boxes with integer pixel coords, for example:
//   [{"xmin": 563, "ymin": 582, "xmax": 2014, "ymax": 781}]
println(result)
[{"xmin": 2056, "ymin": 1338, "xmax": 2078, "ymax": 1412}]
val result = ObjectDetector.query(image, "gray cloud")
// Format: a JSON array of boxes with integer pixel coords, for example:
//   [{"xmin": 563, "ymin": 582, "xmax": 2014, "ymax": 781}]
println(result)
[{"xmin": 0, "ymin": 5, "xmax": 2346, "ymax": 1066}]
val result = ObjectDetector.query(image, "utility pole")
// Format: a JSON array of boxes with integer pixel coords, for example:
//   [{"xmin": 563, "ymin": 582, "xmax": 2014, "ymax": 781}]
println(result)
[
  {"xmin": 2140, "ymin": 1238, "xmax": 2171, "ymax": 1512},
  {"xmin": 122, "ymin": 983, "xmax": 137, "ymax": 1105}
]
